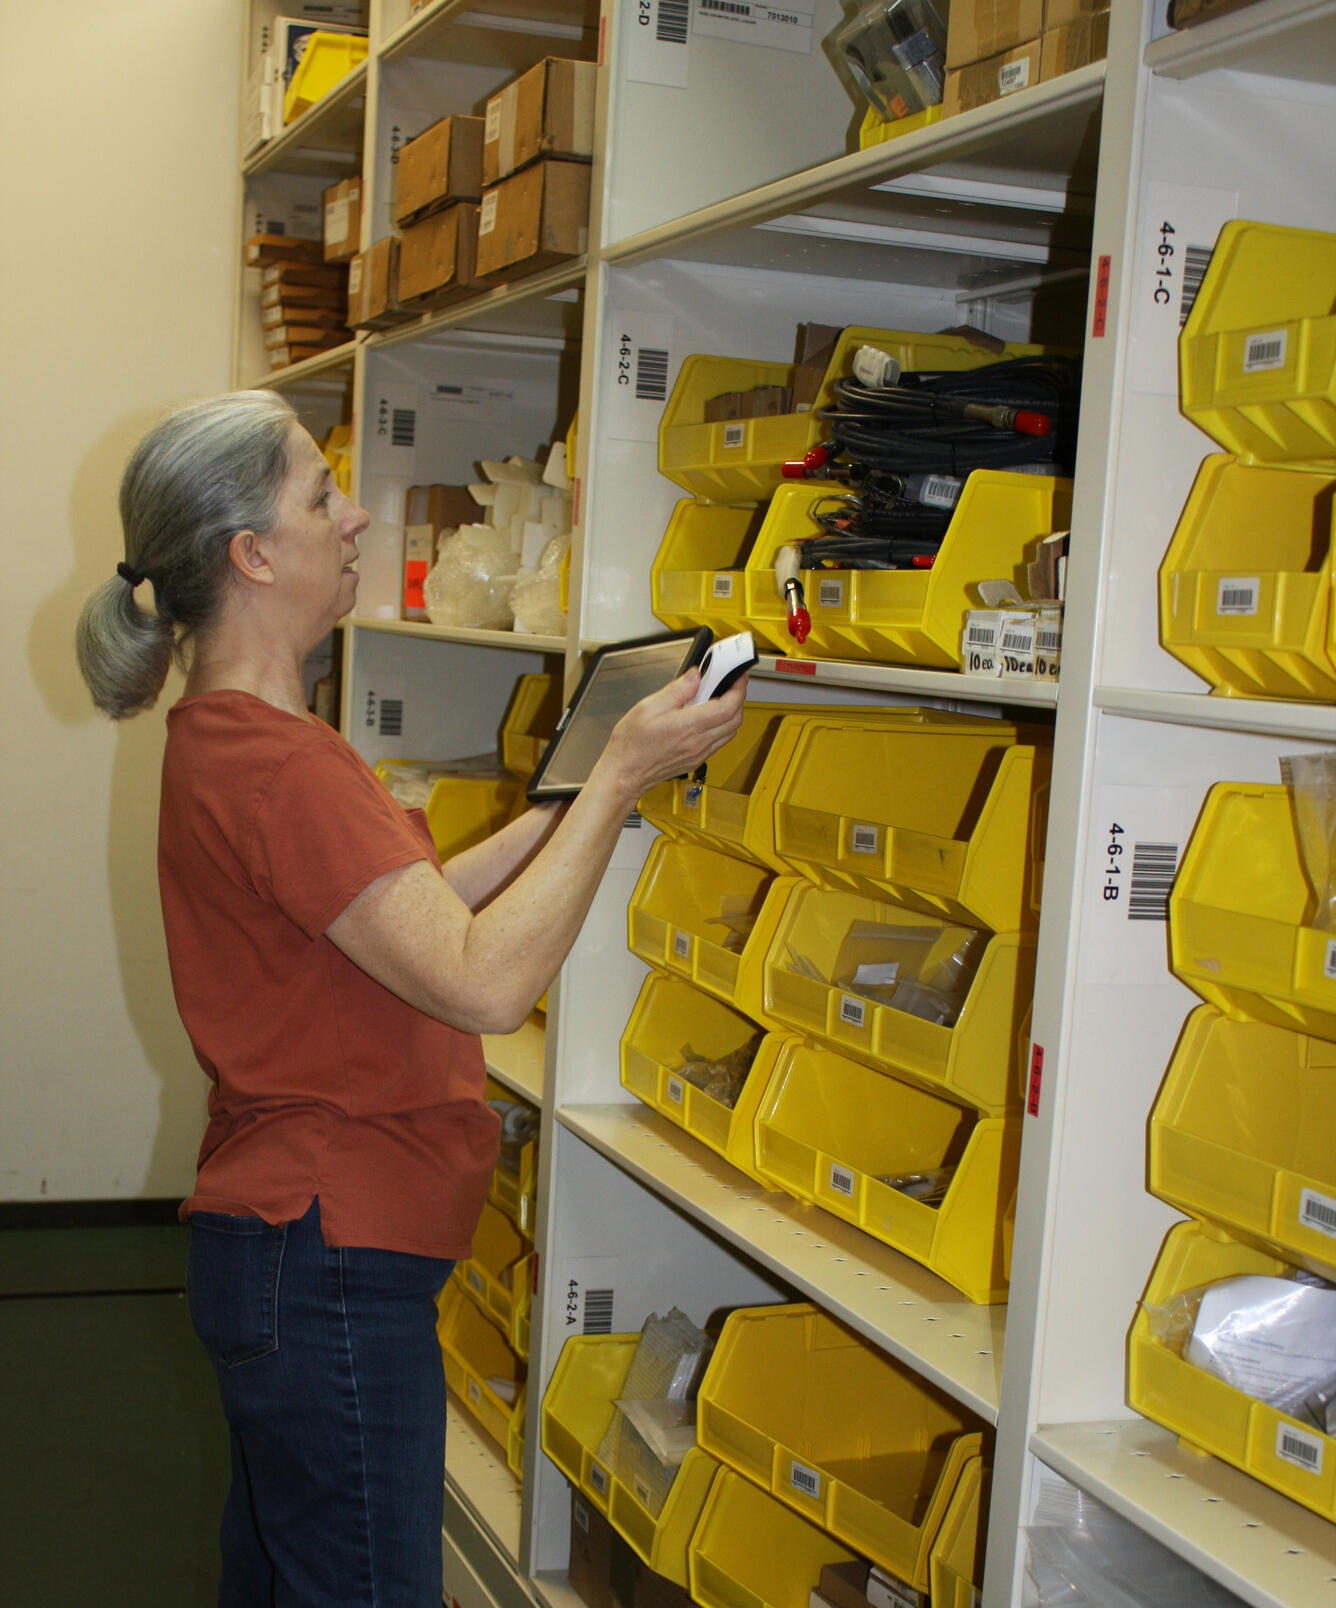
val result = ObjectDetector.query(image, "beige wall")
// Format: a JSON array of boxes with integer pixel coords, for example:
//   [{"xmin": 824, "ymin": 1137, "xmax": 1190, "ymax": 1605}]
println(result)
[{"xmin": 2, "ymin": 3, "xmax": 242, "ymax": 1198}]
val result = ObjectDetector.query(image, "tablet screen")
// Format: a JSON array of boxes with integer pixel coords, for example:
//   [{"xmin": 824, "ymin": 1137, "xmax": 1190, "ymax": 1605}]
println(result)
[{"xmin": 528, "ymin": 631, "xmax": 710, "ymax": 800}]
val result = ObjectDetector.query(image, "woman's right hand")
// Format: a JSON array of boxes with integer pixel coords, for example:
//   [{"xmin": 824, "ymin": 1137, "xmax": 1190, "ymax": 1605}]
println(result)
[{"xmin": 595, "ymin": 668, "xmax": 747, "ymax": 807}]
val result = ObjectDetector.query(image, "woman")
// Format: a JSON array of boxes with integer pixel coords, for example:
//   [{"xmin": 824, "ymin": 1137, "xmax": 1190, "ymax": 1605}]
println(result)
[{"xmin": 75, "ymin": 390, "xmax": 745, "ymax": 1608}]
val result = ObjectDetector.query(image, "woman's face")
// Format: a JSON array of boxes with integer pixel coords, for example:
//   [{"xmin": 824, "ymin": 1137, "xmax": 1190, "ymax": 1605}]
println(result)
[{"xmin": 267, "ymin": 424, "xmax": 369, "ymax": 632}]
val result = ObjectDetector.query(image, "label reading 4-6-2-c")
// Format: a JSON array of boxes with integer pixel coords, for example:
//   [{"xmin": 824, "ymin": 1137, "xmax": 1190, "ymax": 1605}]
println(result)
[{"xmin": 1102, "ymin": 822, "xmax": 1124, "ymax": 903}]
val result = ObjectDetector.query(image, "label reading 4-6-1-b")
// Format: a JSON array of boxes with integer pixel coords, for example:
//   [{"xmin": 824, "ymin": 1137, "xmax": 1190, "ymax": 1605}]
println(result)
[{"xmin": 1102, "ymin": 822, "xmax": 1124, "ymax": 903}]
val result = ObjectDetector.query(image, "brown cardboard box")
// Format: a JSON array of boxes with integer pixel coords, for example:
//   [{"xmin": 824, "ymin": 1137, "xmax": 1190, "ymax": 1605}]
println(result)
[
  {"xmin": 245, "ymin": 233, "xmax": 325, "ymax": 268},
  {"xmin": 260, "ymin": 302, "xmax": 347, "ymax": 330},
  {"xmin": 483, "ymin": 57, "xmax": 597, "ymax": 185},
  {"xmin": 1168, "ymin": 0, "xmax": 1264, "ymax": 26},
  {"xmin": 793, "ymin": 321, "xmax": 842, "ymax": 411},
  {"xmin": 475, "ymin": 159, "xmax": 590, "ymax": 281},
  {"xmin": 263, "ymin": 323, "xmax": 349, "ymax": 350},
  {"xmin": 818, "ymin": 1561, "xmax": 927, "ymax": 1608},
  {"xmin": 349, "ymin": 236, "xmax": 410, "ymax": 329},
  {"xmin": 946, "ymin": 0, "xmax": 1044, "ymax": 68},
  {"xmin": 943, "ymin": 37, "xmax": 1043, "ymax": 115},
  {"xmin": 395, "ymin": 115, "xmax": 485, "ymax": 226},
  {"xmin": 1040, "ymin": 11, "xmax": 1110, "ymax": 76},
  {"xmin": 632, "ymin": 1559, "xmax": 695, "ymax": 1608},
  {"xmin": 568, "ymin": 1489, "xmax": 637, "ymax": 1608},
  {"xmin": 703, "ymin": 391, "xmax": 744, "ymax": 423},
  {"xmin": 267, "ymin": 343, "xmax": 333, "ymax": 369},
  {"xmin": 260, "ymin": 259, "xmax": 348, "ymax": 290},
  {"xmin": 1044, "ymin": 0, "xmax": 1109, "ymax": 26},
  {"xmin": 260, "ymin": 280, "xmax": 347, "ymax": 310},
  {"xmin": 322, "ymin": 175, "xmax": 363, "ymax": 263},
  {"xmin": 397, "ymin": 204, "xmax": 485, "ymax": 307}
]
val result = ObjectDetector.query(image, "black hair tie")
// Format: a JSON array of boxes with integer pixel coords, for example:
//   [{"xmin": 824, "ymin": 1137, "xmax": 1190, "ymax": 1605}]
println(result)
[{"xmin": 117, "ymin": 561, "xmax": 146, "ymax": 588}]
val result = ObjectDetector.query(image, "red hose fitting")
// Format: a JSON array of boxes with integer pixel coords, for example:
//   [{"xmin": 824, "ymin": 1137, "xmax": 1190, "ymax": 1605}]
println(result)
[
  {"xmin": 781, "ymin": 460, "xmax": 808, "ymax": 479},
  {"xmin": 804, "ymin": 443, "xmax": 833, "ymax": 471},
  {"xmin": 783, "ymin": 578, "xmax": 811, "ymax": 644},
  {"xmin": 1013, "ymin": 410, "xmax": 1053, "ymax": 437},
  {"xmin": 911, "ymin": 554, "xmax": 936, "ymax": 569}
]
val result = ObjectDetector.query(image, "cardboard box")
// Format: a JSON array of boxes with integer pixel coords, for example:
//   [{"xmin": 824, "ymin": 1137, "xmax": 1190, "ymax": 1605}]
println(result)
[
  {"xmin": 323, "ymin": 175, "xmax": 363, "ymax": 262},
  {"xmin": 263, "ymin": 323, "xmax": 349, "ymax": 350},
  {"xmin": 245, "ymin": 233, "xmax": 326, "ymax": 268},
  {"xmin": 1168, "ymin": 0, "xmax": 1264, "ymax": 26},
  {"xmin": 946, "ymin": 0, "xmax": 1044, "ymax": 68},
  {"xmin": 267, "ymin": 342, "xmax": 334, "ymax": 369},
  {"xmin": 1044, "ymin": 0, "xmax": 1108, "ymax": 26},
  {"xmin": 395, "ymin": 115, "xmax": 484, "ymax": 226},
  {"xmin": 260, "ymin": 259, "xmax": 348, "ymax": 290},
  {"xmin": 567, "ymin": 1489, "xmax": 637, "ymax": 1608},
  {"xmin": 402, "ymin": 484, "xmax": 484, "ymax": 619},
  {"xmin": 483, "ymin": 57, "xmax": 597, "ymax": 186},
  {"xmin": 348, "ymin": 236, "xmax": 409, "ymax": 329},
  {"xmin": 1040, "ymin": 11, "xmax": 1110, "ymax": 77},
  {"xmin": 475, "ymin": 159, "xmax": 590, "ymax": 281},
  {"xmin": 633, "ymin": 1559, "xmax": 695, "ymax": 1608},
  {"xmin": 943, "ymin": 38, "xmax": 1043, "ymax": 115},
  {"xmin": 793, "ymin": 321, "xmax": 842, "ymax": 411},
  {"xmin": 397, "ymin": 203, "xmax": 486, "ymax": 308},
  {"xmin": 260, "ymin": 280, "xmax": 347, "ymax": 310},
  {"xmin": 703, "ymin": 385, "xmax": 794, "ymax": 423},
  {"xmin": 818, "ymin": 1562, "xmax": 926, "ymax": 1608},
  {"xmin": 260, "ymin": 301, "xmax": 347, "ymax": 329}
]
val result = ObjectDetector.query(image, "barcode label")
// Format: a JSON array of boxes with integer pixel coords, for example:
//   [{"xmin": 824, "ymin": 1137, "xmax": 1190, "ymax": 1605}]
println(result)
[
  {"xmin": 1325, "ymin": 939, "xmax": 1336, "ymax": 980},
  {"xmin": 1300, "ymin": 1187, "xmax": 1336, "ymax": 1239},
  {"xmin": 998, "ymin": 57, "xmax": 1031, "ymax": 93},
  {"xmin": 1001, "ymin": 626, "xmax": 1034, "ymax": 653},
  {"xmin": 479, "ymin": 191, "xmax": 498, "ymax": 236},
  {"xmin": 1276, "ymin": 1423, "xmax": 1323, "ymax": 1474},
  {"xmin": 722, "ymin": 422, "xmax": 745, "ymax": 448},
  {"xmin": 634, "ymin": 1476, "xmax": 653, "ymax": 1506},
  {"xmin": 1243, "ymin": 329, "xmax": 1287, "ymax": 373},
  {"xmin": 918, "ymin": 474, "xmax": 960, "ymax": 509},
  {"xmin": 1179, "ymin": 244, "xmax": 1212, "ymax": 326},
  {"xmin": 1217, "ymin": 577, "xmax": 1259, "ymax": 616},
  {"xmin": 1036, "ymin": 623, "xmax": 1062, "ymax": 653},
  {"xmin": 583, "ymin": 1289, "xmax": 614, "ymax": 1334},
  {"xmin": 467, "ymin": 1267, "xmax": 485, "ymax": 1293},
  {"xmin": 702, "ymin": 0, "xmax": 751, "ymax": 13},
  {"xmin": 672, "ymin": 929, "xmax": 690, "ymax": 959},
  {"xmin": 467, "ymin": 1377, "xmax": 482, "ymax": 1404},
  {"xmin": 829, "ymin": 1162, "xmax": 855, "ymax": 1197},
  {"xmin": 635, "ymin": 346, "xmax": 669, "ymax": 402},
  {"xmin": 484, "ymin": 98, "xmax": 502, "ymax": 144},
  {"xmin": 1127, "ymin": 841, "xmax": 1179, "ymax": 922},
  {"xmin": 656, "ymin": 0, "xmax": 689, "ymax": 43},
  {"xmin": 667, "ymin": 1075, "xmax": 685, "ymax": 1105},
  {"xmin": 378, "ymin": 698, "xmax": 403, "ymax": 737},
  {"xmin": 712, "ymin": 573, "xmax": 734, "ymax": 598},
  {"xmin": 573, "ymin": 1498, "xmax": 590, "ymax": 1532},
  {"xmin": 589, "ymin": 1461, "xmax": 609, "ymax": 1495},
  {"xmin": 790, "ymin": 1460, "xmax": 822, "ymax": 1498},
  {"xmin": 818, "ymin": 578, "xmax": 844, "ymax": 608},
  {"xmin": 391, "ymin": 408, "xmax": 416, "ymax": 448},
  {"xmin": 967, "ymin": 621, "xmax": 997, "ymax": 647},
  {"xmin": 839, "ymin": 994, "xmax": 866, "ymax": 1028},
  {"xmin": 851, "ymin": 824, "xmax": 879, "ymax": 855}
]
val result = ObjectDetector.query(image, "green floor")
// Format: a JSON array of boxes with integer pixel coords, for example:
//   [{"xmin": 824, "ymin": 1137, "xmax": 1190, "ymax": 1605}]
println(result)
[{"xmin": 0, "ymin": 1224, "xmax": 230, "ymax": 1607}]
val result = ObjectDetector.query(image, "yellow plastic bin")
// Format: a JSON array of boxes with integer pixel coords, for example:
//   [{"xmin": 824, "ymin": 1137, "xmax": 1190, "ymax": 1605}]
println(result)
[
  {"xmin": 1158, "ymin": 455, "xmax": 1336, "ymax": 700},
  {"xmin": 424, "ymin": 767, "xmax": 522, "ymax": 861},
  {"xmin": 619, "ymin": 971, "xmax": 778, "ymax": 1182},
  {"xmin": 283, "ymin": 31, "xmax": 368, "ymax": 122},
  {"xmin": 540, "ymin": 1333, "xmax": 720, "ymax": 1585},
  {"xmin": 770, "ymin": 715, "xmax": 1050, "ymax": 932},
  {"xmin": 1150, "ymin": 1005, "xmax": 1336, "ymax": 1279},
  {"xmin": 930, "ymin": 1455, "xmax": 988, "ymax": 1608},
  {"xmin": 689, "ymin": 1467, "xmax": 858, "ymax": 1608},
  {"xmin": 860, "ymin": 104, "xmax": 943, "ymax": 147},
  {"xmin": 1169, "ymin": 782, "xmax": 1336, "ymax": 1039},
  {"xmin": 652, "ymin": 501, "xmax": 765, "ymax": 638},
  {"xmin": 437, "ymin": 1281, "xmax": 524, "ymax": 1455},
  {"xmin": 752, "ymin": 1039, "xmax": 1021, "ymax": 1303},
  {"xmin": 508, "ymin": 1383, "xmax": 526, "ymax": 1481},
  {"xmin": 486, "ymin": 1077, "xmax": 538, "ymax": 1238},
  {"xmin": 1128, "ymin": 1220, "xmax": 1336, "ymax": 1522},
  {"xmin": 454, "ymin": 1199, "xmax": 535, "ymax": 1359},
  {"xmin": 697, "ymin": 1303, "xmax": 984, "ymax": 1593},
  {"xmin": 763, "ymin": 883, "xmax": 1033, "ymax": 1115},
  {"xmin": 659, "ymin": 330, "xmax": 1044, "ymax": 504},
  {"xmin": 500, "ymin": 673, "xmax": 565, "ymax": 780},
  {"xmin": 742, "ymin": 473, "xmax": 1073, "ymax": 666},
  {"xmin": 628, "ymin": 839, "xmax": 800, "ymax": 1021},
  {"xmin": 1180, "ymin": 221, "xmax": 1336, "ymax": 466}
]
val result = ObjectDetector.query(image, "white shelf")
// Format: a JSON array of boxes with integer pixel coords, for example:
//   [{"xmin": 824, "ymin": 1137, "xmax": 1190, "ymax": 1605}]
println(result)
[
  {"xmin": 252, "ymin": 339, "xmax": 358, "ymax": 394},
  {"xmin": 348, "ymin": 616, "xmax": 567, "ymax": 655},
  {"xmin": 370, "ymin": 260, "xmax": 586, "ymax": 348},
  {"xmin": 531, "ymin": 1574, "xmax": 584, "ymax": 1608},
  {"xmin": 1031, "ymin": 1420, "xmax": 1336, "ymax": 1608},
  {"xmin": 755, "ymin": 655, "xmax": 1060, "ymax": 711},
  {"xmin": 557, "ymin": 1102, "xmax": 1005, "ymax": 1425},
  {"xmin": 380, "ymin": 0, "xmax": 595, "ymax": 68},
  {"xmin": 1145, "ymin": 0, "xmax": 1336, "ymax": 83},
  {"xmin": 483, "ymin": 1014, "xmax": 546, "ymax": 1105},
  {"xmin": 1095, "ymin": 685, "xmax": 1336, "ymax": 741},
  {"xmin": 446, "ymin": 1392, "xmax": 522, "ymax": 1568},
  {"xmin": 243, "ymin": 63, "xmax": 368, "ymax": 180}
]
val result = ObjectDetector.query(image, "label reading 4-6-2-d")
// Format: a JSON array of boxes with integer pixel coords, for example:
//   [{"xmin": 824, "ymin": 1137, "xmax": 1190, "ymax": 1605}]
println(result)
[{"xmin": 1102, "ymin": 822, "xmax": 1124, "ymax": 903}]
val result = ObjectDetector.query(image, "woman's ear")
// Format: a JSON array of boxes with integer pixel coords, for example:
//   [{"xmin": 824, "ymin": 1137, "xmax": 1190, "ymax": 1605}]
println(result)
[{"xmin": 227, "ymin": 529, "xmax": 276, "ymax": 587}]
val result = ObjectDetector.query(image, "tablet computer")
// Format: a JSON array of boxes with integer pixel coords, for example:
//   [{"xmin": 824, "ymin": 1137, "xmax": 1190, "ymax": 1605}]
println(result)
[{"xmin": 526, "ymin": 628, "xmax": 713, "ymax": 802}]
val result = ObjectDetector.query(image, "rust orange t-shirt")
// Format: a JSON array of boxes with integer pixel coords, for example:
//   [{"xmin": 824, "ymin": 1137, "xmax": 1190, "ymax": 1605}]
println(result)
[{"xmin": 159, "ymin": 689, "xmax": 499, "ymax": 1259}]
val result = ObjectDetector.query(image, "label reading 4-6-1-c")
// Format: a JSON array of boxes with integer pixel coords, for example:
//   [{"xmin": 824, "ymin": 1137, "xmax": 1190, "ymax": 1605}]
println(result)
[{"xmin": 1102, "ymin": 822, "xmax": 1124, "ymax": 903}]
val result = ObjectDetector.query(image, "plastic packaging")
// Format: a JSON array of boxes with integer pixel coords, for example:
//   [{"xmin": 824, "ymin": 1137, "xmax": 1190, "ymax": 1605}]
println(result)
[
  {"xmin": 488, "ymin": 1097, "xmax": 540, "ymax": 1176},
  {"xmin": 1280, "ymin": 752, "xmax": 1336, "ymax": 930},
  {"xmin": 424, "ymin": 524, "xmax": 520, "ymax": 629},
  {"xmin": 824, "ymin": 0, "xmax": 947, "ymax": 124},
  {"xmin": 677, "ymin": 1030, "xmax": 765, "ymax": 1110},
  {"xmin": 512, "ymin": 531, "xmax": 571, "ymax": 636},
  {"xmin": 826, "ymin": 920, "xmax": 987, "ymax": 1028}
]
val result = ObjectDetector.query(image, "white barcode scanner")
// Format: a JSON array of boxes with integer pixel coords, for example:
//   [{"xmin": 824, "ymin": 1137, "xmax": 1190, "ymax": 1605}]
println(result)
[{"xmin": 690, "ymin": 631, "xmax": 758, "ymax": 705}]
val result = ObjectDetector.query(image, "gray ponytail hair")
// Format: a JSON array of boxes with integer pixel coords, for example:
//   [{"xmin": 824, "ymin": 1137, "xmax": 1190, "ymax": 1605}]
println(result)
[{"xmin": 76, "ymin": 389, "xmax": 298, "ymax": 719}]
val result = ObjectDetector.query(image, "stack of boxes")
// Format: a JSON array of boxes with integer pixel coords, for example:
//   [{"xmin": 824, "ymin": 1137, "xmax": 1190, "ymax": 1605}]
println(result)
[
  {"xmin": 942, "ymin": 0, "xmax": 1109, "ymax": 118},
  {"xmin": 394, "ymin": 114, "xmax": 487, "ymax": 311},
  {"xmin": 245, "ymin": 235, "xmax": 352, "ymax": 371}
]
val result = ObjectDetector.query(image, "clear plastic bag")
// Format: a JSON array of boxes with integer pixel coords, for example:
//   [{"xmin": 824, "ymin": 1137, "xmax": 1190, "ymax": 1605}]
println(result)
[
  {"xmin": 832, "ymin": 921, "xmax": 986, "ymax": 1028},
  {"xmin": 823, "ymin": 0, "xmax": 947, "ymax": 123},
  {"xmin": 1280, "ymin": 752, "xmax": 1336, "ymax": 930},
  {"xmin": 676, "ymin": 1030, "xmax": 764, "ymax": 1110},
  {"xmin": 423, "ymin": 523, "xmax": 520, "ymax": 629},
  {"xmin": 512, "ymin": 531, "xmax": 570, "ymax": 636}
]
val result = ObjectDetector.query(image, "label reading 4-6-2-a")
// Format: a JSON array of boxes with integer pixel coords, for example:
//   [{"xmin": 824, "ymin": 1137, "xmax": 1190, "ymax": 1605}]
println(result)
[{"xmin": 1102, "ymin": 822, "xmax": 1124, "ymax": 903}]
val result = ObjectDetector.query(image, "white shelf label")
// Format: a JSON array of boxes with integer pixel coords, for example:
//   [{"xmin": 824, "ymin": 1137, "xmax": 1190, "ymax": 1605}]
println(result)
[
  {"xmin": 712, "ymin": 573, "xmax": 735, "ymax": 598},
  {"xmin": 606, "ymin": 311, "xmax": 676, "ymax": 442},
  {"xmin": 1130, "ymin": 181, "xmax": 1237, "ymax": 396},
  {"xmin": 368, "ymin": 382, "xmax": 420, "ymax": 476},
  {"xmin": 573, "ymin": 1498, "xmax": 590, "ymax": 1532},
  {"xmin": 479, "ymin": 191, "xmax": 498, "ymax": 237},
  {"xmin": 467, "ymin": 1267, "xmax": 485, "ymax": 1294},
  {"xmin": 634, "ymin": 1476, "xmax": 653, "ymax": 1506},
  {"xmin": 426, "ymin": 381, "xmax": 514, "ymax": 425},
  {"xmin": 667, "ymin": 1074, "xmax": 685, "ymax": 1105},
  {"xmin": 589, "ymin": 1461, "xmax": 609, "ymax": 1496},
  {"xmin": 1243, "ymin": 329, "xmax": 1287, "ymax": 373},
  {"xmin": 722, "ymin": 422, "xmax": 745, "ymax": 449},
  {"xmin": 673, "ymin": 929, "xmax": 691, "ymax": 959},
  {"xmin": 1300, "ymin": 1187, "xmax": 1336, "ymax": 1240},
  {"xmin": 851, "ymin": 824, "xmax": 879, "ymax": 855},
  {"xmin": 693, "ymin": 0, "xmax": 815, "ymax": 55},
  {"xmin": 1216, "ymin": 577, "xmax": 1259, "ymax": 617},
  {"xmin": 789, "ymin": 1459, "xmax": 822, "ymax": 1498},
  {"xmin": 1276, "ymin": 1422, "xmax": 1323, "ymax": 1475},
  {"xmin": 467, "ymin": 1377, "xmax": 482, "ymax": 1404},
  {"xmin": 818, "ymin": 578, "xmax": 844, "ymax": 609},
  {"xmin": 828, "ymin": 1161, "xmax": 855, "ymax": 1197},
  {"xmin": 1088, "ymin": 785, "xmax": 1198, "ymax": 984},
  {"xmin": 839, "ymin": 994, "xmax": 866, "ymax": 1028},
  {"xmin": 625, "ymin": 0, "xmax": 691, "ymax": 88},
  {"xmin": 484, "ymin": 98, "xmax": 502, "ymax": 145}
]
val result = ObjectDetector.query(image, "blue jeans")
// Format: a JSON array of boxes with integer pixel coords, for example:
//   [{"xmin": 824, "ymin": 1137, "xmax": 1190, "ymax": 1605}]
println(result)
[{"xmin": 186, "ymin": 1197, "xmax": 453, "ymax": 1608}]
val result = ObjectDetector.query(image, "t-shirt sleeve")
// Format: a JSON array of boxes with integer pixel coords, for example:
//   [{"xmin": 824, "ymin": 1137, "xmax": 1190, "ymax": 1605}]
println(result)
[{"xmin": 249, "ymin": 736, "xmax": 438, "ymax": 940}]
